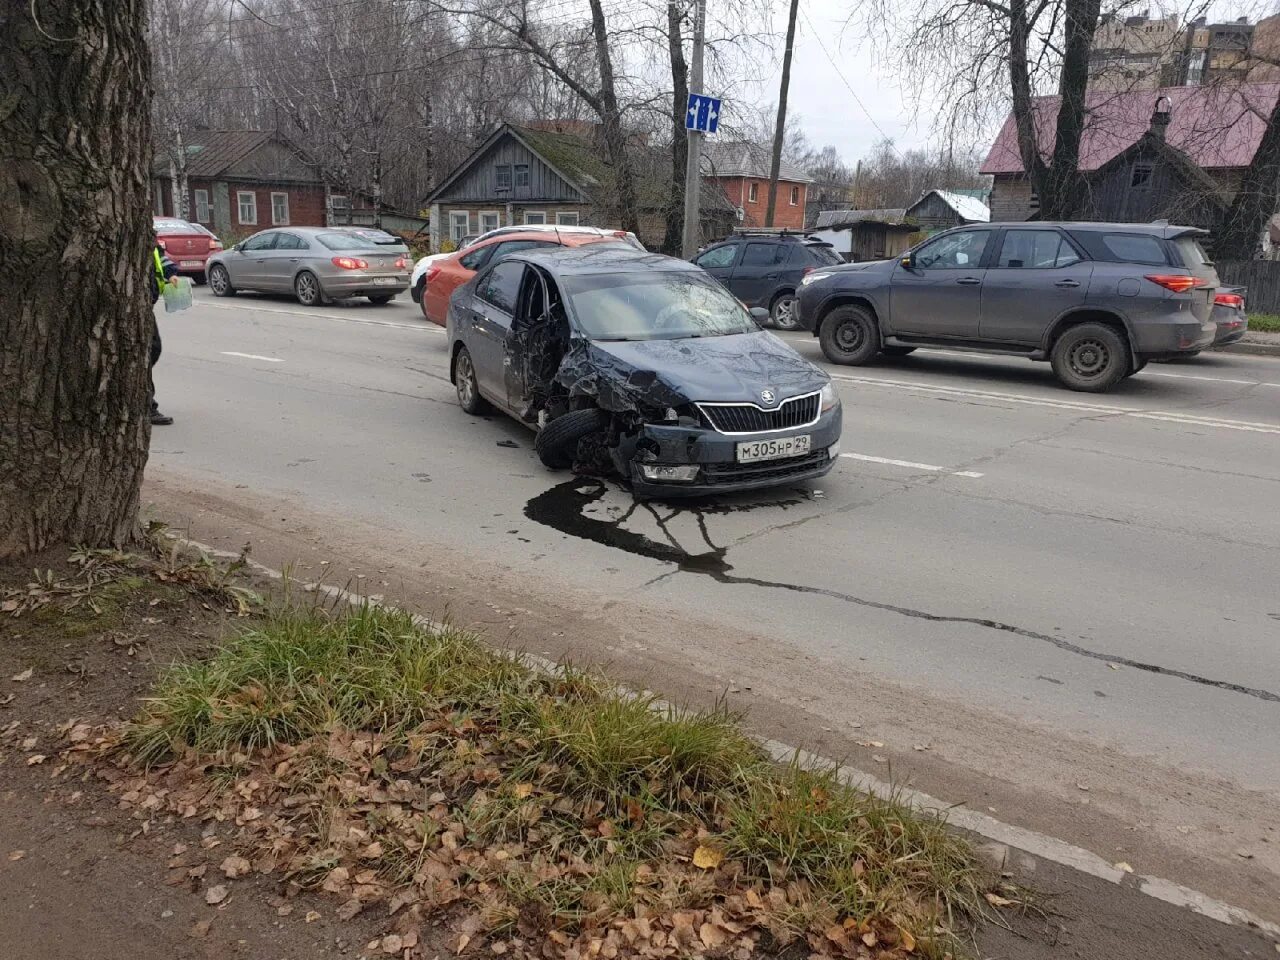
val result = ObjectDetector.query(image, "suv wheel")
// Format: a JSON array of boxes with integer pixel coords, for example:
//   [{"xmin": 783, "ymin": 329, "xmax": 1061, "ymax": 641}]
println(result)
[
  {"xmin": 770, "ymin": 292, "xmax": 799, "ymax": 330},
  {"xmin": 1051, "ymin": 322, "xmax": 1130, "ymax": 393},
  {"xmin": 819, "ymin": 304, "xmax": 880, "ymax": 365}
]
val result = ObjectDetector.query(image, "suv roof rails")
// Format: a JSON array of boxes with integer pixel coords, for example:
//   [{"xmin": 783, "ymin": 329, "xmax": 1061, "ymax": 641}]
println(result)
[{"xmin": 727, "ymin": 228, "xmax": 827, "ymax": 242}]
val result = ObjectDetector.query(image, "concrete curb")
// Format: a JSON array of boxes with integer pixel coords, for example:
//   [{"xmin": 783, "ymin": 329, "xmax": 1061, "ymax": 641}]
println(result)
[
  {"xmin": 1213, "ymin": 338, "xmax": 1280, "ymax": 357},
  {"xmin": 174, "ymin": 534, "xmax": 1280, "ymax": 943}
]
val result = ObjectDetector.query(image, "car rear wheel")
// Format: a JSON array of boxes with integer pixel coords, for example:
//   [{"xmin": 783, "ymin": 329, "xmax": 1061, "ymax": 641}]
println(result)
[
  {"xmin": 535, "ymin": 407, "xmax": 610, "ymax": 470},
  {"xmin": 770, "ymin": 292, "xmax": 800, "ymax": 330},
  {"xmin": 294, "ymin": 270, "xmax": 323, "ymax": 307},
  {"xmin": 368, "ymin": 294, "xmax": 394, "ymax": 305},
  {"xmin": 1051, "ymin": 322, "xmax": 1130, "ymax": 393},
  {"xmin": 454, "ymin": 346, "xmax": 490, "ymax": 415},
  {"xmin": 880, "ymin": 345, "xmax": 916, "ymax": 357},
  {"xmin": 208, "ymin": 264, "xmax": 235, "ymax": 297},
  {"xmin": 819, "ymin": 305, "xmax": 880, "ymax": 365}
]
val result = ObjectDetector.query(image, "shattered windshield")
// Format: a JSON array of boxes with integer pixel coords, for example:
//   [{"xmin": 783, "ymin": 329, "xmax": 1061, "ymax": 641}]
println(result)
[{"xmin": 563, "ymin": 272, "xmax": 759, "ymax": 341}]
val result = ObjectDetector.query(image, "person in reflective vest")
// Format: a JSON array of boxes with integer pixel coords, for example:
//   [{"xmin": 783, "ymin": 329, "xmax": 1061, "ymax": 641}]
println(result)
[{"xmin": 149, "ymin": 244, "xmax": 178, "ymax": 426}]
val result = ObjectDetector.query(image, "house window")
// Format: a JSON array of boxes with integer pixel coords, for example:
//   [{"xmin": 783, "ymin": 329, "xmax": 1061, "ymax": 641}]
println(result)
[
  {"xmin": 237, "ymin": 190, "xmax": 257, "ymax": 225},
  {"xmin": 271, "ymin": 191, "xmax": 290, "ymax": 225},
  {"xmin": 449, "ymin": 211, "xmax": 469, "ymax": 243},
  {"xmin": 748, "ymin": 182, "xmax": 759, "ymax": 203},
  {"xmin": 556, "ymin": 211, "xmax": 580, "ymax": 226},
  {"xmin": 194, "ymin": 189, "xmax": 210, "ymax": 223},
  {"xmin": 480, "ymin": 211, "xmax": 500, "ymax": 232},
  {"xmin": 514, "ymin": 164, "xmax": 530, "ymax": 188},
  {"xmin": 1130, "ymin": 162, "xmax": 1154, "ymax": 190},
  {"xmin": 789, "ymin": 185, "xmax": 800, "ymax": 206},
  {"xmin": 495, "ymin": 165, "xmax": 512, "ymax": 190},
  {"xmin": 524, "ymin": 210, "xmax": 547, "ymax": 225}
]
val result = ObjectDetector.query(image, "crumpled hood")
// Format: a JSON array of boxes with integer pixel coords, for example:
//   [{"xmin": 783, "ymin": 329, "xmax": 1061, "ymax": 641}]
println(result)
[{"xmin": 557, "ymin": 330, "xmax": 827, "ymax": 410}]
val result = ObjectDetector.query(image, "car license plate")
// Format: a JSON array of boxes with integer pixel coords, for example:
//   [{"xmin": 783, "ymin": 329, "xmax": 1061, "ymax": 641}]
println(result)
[
  {"xmin": 736, "ymin": 435, "xmax": 811, "ymax": 463},
  {"xmin": 180, "ymin": 260, "xmax": 202, "ymax": 268},
  {"xmin": 373, "ymin": 277, "xmax": 398, "ymax": 285}
]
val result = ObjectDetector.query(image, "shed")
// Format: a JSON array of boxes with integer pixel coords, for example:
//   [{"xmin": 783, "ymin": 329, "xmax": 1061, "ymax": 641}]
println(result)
[
  {"xmin": 811, "ymin": 209, "xmax": 918, "ymax": 262},
  {"xmin": 906, "ymin": 189, "xmax": 991, "ymax": 234}
]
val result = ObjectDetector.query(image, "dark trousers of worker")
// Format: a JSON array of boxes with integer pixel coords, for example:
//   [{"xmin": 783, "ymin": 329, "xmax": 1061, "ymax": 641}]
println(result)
[{"xmin": 148, "ymin": 330, "xmax": 161, "ymax": 415}]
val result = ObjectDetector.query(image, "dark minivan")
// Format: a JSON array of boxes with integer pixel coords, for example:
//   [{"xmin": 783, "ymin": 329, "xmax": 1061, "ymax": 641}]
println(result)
[
  {"xmin": 694, "ymin": 233, "xmax": 843, "ymax": 330},
  {"xmin": 795, "ymin": 222, "xmax": 1219, "ymax": 392}
]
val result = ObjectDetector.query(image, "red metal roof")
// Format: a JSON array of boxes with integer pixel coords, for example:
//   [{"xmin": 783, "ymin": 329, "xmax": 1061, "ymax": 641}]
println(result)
[{"xmin": 980, "ymin": 83, "xmax": 1280, "ymax": 174}]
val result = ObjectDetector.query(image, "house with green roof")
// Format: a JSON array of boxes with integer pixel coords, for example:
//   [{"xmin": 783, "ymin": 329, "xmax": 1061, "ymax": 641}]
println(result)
[{"xmin": 424, "ymin": 123, "xmax": 609, "ymax": 250}]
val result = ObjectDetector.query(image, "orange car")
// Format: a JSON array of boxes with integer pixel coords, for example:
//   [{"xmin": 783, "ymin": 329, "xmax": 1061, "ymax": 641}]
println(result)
[{"xmin": 421, "ymin": 230, "xmax": 625, "ymax": 325}]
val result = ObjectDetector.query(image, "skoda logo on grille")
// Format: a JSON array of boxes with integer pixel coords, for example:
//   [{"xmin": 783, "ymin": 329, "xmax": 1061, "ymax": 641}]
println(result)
[{"xmin": 760, "ymin": 389, "xmax": 776, "ymax": 406}]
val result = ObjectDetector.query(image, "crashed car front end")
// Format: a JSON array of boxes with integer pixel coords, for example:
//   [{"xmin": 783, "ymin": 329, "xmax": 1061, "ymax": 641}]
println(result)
[{"xmin": 547, "ymin": 337, "xmax": 842, "ymax": 497}]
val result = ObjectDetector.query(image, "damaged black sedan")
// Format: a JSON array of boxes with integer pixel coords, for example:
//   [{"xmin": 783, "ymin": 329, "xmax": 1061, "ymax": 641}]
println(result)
[{"xmin": 447, "ymin": 245, "xmax": 842, "ymax": 496}]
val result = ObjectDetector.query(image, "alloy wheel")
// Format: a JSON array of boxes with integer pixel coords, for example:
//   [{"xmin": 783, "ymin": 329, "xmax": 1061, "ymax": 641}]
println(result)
[
  {"xmin": 296, "ymin": 272, "xmax": 319, "ymax": 305},
  {"xmin": 457, "ymin": 352, "xmax": 476, "ymax": 407}
]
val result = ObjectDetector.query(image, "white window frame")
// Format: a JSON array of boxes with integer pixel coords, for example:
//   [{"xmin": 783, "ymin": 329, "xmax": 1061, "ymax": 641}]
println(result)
[
  {"xmin": 194, "ymin": 188, "xmax": 210, "ymax": 223},
  {"xmin": 555, "ymin": 211, "xmax": 580, "ymax": 226},
  {"xmin": 237, "ymin": 190, "xmax": 257, "ymax": 225},
  {"xmin": 449, "ymin": 210, "xmax": 470, "ymax": 242},
  {"xmin": 271, "ymin": 191, "xmax": 290, "ymax": 225},
  {"xmin": 748, "ymin": 182, "xmax": 759, "ymax": 203},
  {"xmin": 789, "ymin": 185, "xmax": 800, "ymax": 206},
  {"xmin": 523, "ymin": 210, "xmax": 547, "ymax": 225},
  {"xmin": 479, "ymin": 210, "xmax": 500, "ymax": 232}
]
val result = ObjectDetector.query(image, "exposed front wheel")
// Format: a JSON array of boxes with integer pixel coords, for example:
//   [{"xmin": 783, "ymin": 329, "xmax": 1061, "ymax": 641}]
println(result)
[
  {"xmin": 208, "ymin": 264, "xmax": 235, "ymax": 297},
  {"xmin": 454, "ymin": 346, "xmax": 490, "ymax": 415},
  {"xmin": 1050, "ymin": 322, "xmax": 1130, "ymax": 392},
  {"xmin": 818, "ymin": 305, "xmax": 880, "ymax": 365},
  {"xmin": 535, "ymin": 407, "xmax": 610, "ymax": 469},
  {"xmin": 770, "ymin": 293, "xmax": 800, "ymax": 330},
  {"xmin": 294, "ymin": 270, "xmax": 323, "ymax": 307}
]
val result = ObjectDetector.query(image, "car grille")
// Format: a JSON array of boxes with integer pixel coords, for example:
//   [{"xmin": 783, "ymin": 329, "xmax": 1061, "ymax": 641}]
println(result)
[
  {"xmin": 702, "ymin": 450, "xmax": 831, "ymax": 485},
  {"xmin": 697, "ymin": 392, "xmax": 820, "ymax": 434}
]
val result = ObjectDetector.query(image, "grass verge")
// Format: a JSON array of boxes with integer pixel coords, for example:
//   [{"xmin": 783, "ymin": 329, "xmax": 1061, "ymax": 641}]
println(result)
[
  {"xmin": 1247, "ymin": 313, "xmax": 1280, "ymax": 332},
  {"xmin": 115, "ymin": 603, "xmax": 980, "ymax": 958}
]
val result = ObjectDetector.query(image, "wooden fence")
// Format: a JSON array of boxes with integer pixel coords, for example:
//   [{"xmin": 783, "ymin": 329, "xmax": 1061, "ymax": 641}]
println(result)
[{"xmin": 1216, "ymin": 260, "xmax": 1280, "ymax": 314}]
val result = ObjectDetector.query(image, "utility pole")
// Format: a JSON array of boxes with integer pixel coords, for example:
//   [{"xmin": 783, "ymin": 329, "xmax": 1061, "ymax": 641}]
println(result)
[
  {"xmin": 765, "ymin": 0, "xmax": 800, "ymax": 227},
  {"xmin": 681, "ymin": 0, "xmax": 707, "ymax": 258}
]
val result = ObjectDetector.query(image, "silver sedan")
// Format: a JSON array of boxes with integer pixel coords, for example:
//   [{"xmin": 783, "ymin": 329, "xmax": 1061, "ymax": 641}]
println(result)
[{"xmin": 205, "ymin": 226, "xmax": 411, "ymax": 306}]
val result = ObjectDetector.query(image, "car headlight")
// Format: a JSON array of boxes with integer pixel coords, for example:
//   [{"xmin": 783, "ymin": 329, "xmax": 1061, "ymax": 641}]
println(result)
[
  {"xmin": 800, "ymin": 270, "xmax": 831, "ymax": 287},
  {"xmin": 820, "ymin": 381, "xmax": 839, "ymax": 412}
]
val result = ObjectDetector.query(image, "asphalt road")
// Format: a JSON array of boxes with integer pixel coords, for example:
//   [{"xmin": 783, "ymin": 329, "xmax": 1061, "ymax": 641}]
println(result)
[{"xmin": 148, "ymin": 287, "xmax": 1280, "ymax": 923}]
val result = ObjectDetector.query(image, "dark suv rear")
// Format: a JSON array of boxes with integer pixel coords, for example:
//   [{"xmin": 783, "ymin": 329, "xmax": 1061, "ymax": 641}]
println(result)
[
  {"xmin": 694, "ymin": 232, "xmax": 843, "ymax": 330},
  {"xmin": 795, "ymin": 222, "xmax": 1220, "ymax": 392}
]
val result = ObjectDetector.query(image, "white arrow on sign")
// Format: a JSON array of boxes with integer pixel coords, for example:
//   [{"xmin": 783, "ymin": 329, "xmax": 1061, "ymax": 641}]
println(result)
[{"xmin": 688, "ymin": 99, "xmax": 699, "ymax": 118}]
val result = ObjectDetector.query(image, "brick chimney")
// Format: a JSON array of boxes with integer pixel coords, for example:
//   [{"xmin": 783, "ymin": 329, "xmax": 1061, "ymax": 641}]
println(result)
[{"xmin": 1150, "ymin": 95, "xmax": 1172, "ymax": 140}]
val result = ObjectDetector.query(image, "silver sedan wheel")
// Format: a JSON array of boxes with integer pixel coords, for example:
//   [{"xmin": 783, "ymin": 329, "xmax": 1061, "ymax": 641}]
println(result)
[{"xmin": 295, "ymin": 271, "xmax": 321, "ymax": 306}]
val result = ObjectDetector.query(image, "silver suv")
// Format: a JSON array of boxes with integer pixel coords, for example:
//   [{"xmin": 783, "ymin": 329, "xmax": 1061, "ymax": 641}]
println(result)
[{"xmin": 795, "ymin": 222, "xmax": 1219, "ymax": 392}]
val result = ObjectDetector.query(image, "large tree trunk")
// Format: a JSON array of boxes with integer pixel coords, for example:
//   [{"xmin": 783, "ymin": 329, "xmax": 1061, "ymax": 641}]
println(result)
[
  {"xmin": 0, "ymin": 0, "xmax": 153, "ymax": 558},
  {"xmin": 587, "ymin": 0, "xmax": 640, "ymax": 236},
  {"xmin": 662, "ymin": 0, "xmax": 689, "ymax": 256},
  {"xmin": 1215, "ymin": 92, "xmax": 1280, "ymax": 260},
  {"xmin": 1042, "ymin": 0, "xmax": 1100, "ymax": 219}
]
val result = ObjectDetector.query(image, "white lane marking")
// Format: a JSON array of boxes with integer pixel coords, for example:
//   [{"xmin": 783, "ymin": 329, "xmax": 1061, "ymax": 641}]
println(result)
[
  {"xmin": 177, "ymin": 532, "xmax": 1280, "ymax": 940},
  {"xmin": 203, "ymin": 300, "xmax": 446, "ymax": 333},
  {"xmin": 830, "ymin": 374, "xmax": 1280, "ymax": 435},
  {"xmin": 840, "ymin": 452, "xmax": 984, "ymax": 478},
  {"xmin": 220, "ymin": 351, "xmax": 284, "ymax": 363},
  {"xmin": 1142, "ymin": 369, "xmax": 1280, "ymax": 387}
]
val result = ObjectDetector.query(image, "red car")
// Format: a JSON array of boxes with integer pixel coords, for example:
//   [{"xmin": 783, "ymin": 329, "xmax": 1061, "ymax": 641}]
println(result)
[
  {"xmin": 421, "ymin": 230, "xmax": 625, "ymax": 326},
  {"xmin": 153, "ymin": 217, "xmax": 222, "ymax": 283}
]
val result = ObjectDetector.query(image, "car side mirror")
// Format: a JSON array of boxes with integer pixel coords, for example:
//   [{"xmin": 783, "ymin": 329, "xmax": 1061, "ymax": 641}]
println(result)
[
  {"xmin": 749, "ymin": 307, "xmax": 770, "ymax": 324},
  {"xmin": 899, "ymin": 253, "xmax": 914, "ymax": 269}
]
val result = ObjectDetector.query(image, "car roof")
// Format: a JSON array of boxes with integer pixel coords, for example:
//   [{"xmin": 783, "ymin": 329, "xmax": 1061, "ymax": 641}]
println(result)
[
  {"xmin": 950, "ymin": 221, "xmax": 1206, "ymax": 239},
  {"xmin": 502, "ymin": 245, "xmax": 699, "ymax": 276}
]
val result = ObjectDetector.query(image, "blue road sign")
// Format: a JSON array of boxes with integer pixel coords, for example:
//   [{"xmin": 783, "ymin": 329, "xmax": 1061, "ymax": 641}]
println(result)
[{"xmin": 685, "ymin": 93, "xmax": 721, "ymax": 134}]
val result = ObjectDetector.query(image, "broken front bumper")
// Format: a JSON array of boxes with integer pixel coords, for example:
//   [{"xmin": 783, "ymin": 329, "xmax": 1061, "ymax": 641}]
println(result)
[{"xmin": 615, "ymin": 407, "xmax": 843, "ymax": 497}]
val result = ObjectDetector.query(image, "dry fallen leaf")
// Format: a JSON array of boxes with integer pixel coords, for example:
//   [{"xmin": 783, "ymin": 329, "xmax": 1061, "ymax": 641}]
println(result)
[
  {"xmin": 381, "ymin": 934, "xmax": 403, "ymax": 954},
  {"xmin": 7, "ymin": 850, "xmax": 25, "ymax": 861},
  {"xmin": 984, "ymin": 892, "xmax": 1016, "ymax": 907},
  {"xmin": 699, "ymin": 923, "xmax": 729, "ymax": 949},
  {"xmin": 205, "ymin": 885, "xmax": 229, "ymax": 905},
  {"xmin": 1236, "ymin": 850, "xmax": 1255, "ymax": 860},
  {"xmin": 513, "ymin": 782, "xmax": 533, "ymax": 799},
  {"xmin": 220, "ymin": 855, "xmax": 251, "ymax": 878},
  {"xmin": 856, "ymin": 739, "xmax": 885, "ymax": 749},
  {"xmin": 10, "ymin": 668, "xmax": 33, "ymax": 682},
  {"xmin": 26, "ymin": 755, "xmax": 46, "ymax": 766},
  {"xmin": 305, "ymin": 910, "xmax": 321, "ymax": 923},
  {"xmin": 692, "ymin": 844, "xmax": 724, "ymax": 870},
  {"xmin": 1114, "ymin": 861, "xmax": 1134, "ymax": 874},
  {"xmin": 900, "ymin": 927, "xmax": 917, "ymax": 952},
  {"xmin": 872, "ymin": 754, "xmax": 888, "ymax": 764},
  {"xmin": 190, "ymin": 919, "xmax": 213, "ymax": 939}
]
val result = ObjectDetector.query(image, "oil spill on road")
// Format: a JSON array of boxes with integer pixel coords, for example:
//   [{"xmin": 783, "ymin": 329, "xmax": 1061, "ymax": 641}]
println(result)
[{"xmin": 522, "ymin": 478, "xmax": 1280, "ymax": 705}]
